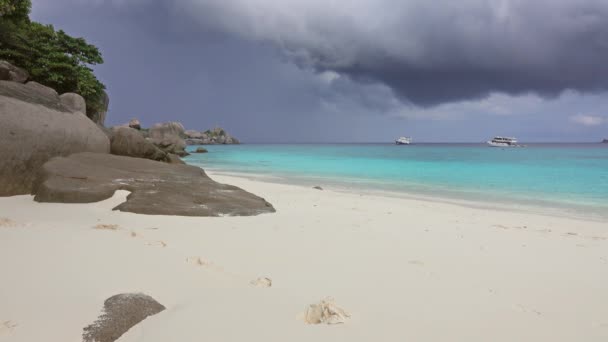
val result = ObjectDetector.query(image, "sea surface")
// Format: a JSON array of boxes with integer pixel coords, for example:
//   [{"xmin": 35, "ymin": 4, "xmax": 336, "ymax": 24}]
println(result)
[{"xmin": 184, "ymin": 143, "xmax": 608, "ymax": 219}]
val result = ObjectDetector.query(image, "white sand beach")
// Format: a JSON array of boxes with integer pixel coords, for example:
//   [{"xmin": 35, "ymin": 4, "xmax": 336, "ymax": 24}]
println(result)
[{"xmin": 0, "ymin": 172, "xmax": 607, "ymax": 342}]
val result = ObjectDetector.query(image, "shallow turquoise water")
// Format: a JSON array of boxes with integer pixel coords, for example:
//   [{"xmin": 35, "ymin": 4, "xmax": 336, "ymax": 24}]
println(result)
[{"xmin": 184, "ymin": 143, "xmax": 608, "ymax": 216}]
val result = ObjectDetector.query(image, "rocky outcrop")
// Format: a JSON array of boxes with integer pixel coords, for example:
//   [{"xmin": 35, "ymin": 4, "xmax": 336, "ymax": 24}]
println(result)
[
  {"xmin": 34, "ymin": 152, "xmax": 275, "ymax": 216},
  {"xmin": 602, "ymin": 139, "xmax": 608, "ymax": 143},
  {"xmin": 83, "ymin": 293, "xmax": 165, "ymax": 342},
  {"xmin": 128, "ymin": 118, "xmax": 141, "ymax": 130},
  {"xmin": 194, "ymin": 147, "xmax": 208, "ymax": 153},
  {"xmin": 109, "ymin": 127, "xmax": 168, "ymax": 162},
  {"xmin": 184, "ymin": 127, "xmax": 240, "ymax": 145},
  {"xmin": 0, "ymin": 80, "xmax": 110, "ymax": 196},
  {"xmin": 89, "ymin": 90, "xmax": 109, "ymax": 126},
  {"xmin": 148, "ymin": 121, "xmax": 188, "ymax": 157},
  {"xmin": 0, "ymin": 60, "xmax": 28, "ymax": 83}
]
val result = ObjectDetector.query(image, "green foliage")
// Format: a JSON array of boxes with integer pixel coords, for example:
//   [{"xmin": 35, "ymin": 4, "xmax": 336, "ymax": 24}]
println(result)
[
  {"xmin": 0, "ymin": 0, "xmax": 31, "ymax": 21},
  {"xmin": 0, "ymin": 0, "xmax": 106, "ymax": 117}
]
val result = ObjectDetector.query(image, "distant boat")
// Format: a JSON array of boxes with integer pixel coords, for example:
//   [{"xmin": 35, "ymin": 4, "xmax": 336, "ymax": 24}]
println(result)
[
  {"xmin": 395, "ymin": 137, "xmax": 412, "ymax": 145},
  {"xmin": 487, "ymin": 136, "xmax": 520, "ymax": 147}
]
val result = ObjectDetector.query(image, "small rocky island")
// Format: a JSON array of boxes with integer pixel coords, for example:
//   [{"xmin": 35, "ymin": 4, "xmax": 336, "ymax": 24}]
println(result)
[
  {"xmin": 603, "ymin": 139, "xmax": 608, "ymax": 143},
  {"xmin": 125, "ymin": 118, "xmax": 240, "ymax": 146}
]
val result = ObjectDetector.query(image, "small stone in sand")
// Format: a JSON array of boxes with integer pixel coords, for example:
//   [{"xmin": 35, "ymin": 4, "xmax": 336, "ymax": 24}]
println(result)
[
  {"xmin": 304, "ymin": 298, "xmax": 350, "ymax": 325},
  {"xmin": 93, "ymin": 224, "xmax": 120, "ymax": 230},
  {"xmin": 250, "ymin": 277, "xmax": 272, "ymax": 288},
  {"xmin": 313, "ymin": 186, "xmax": 323, "ymax": 190}
]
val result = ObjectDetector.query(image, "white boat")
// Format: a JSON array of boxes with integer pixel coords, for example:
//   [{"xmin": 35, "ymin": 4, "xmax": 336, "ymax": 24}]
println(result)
[
  {"xmin": 487, "ymin": 136, "xmax": 519, "ymax": 147},
  {"xmin": 395, "ymin": 137, "xmax": 412, "ymax": 145}
]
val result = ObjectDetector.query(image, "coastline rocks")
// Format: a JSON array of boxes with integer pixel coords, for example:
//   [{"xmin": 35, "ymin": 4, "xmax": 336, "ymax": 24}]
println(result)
[
  {"xmin": 83, "ymin": 293, "xmax": 165, "ymax": 342},
  {"xmin": 149, "ymin": 121, "xmax": 189, "ymax": 157},
  {"xmin": 33, "ymin": 152, "xmax": 276, "ymax": 216},
  {"xmin": 59, "ymin": 93, "xmax": 86, "ymax": 114},
  {"xmin": 186, "ymin": 138, "xmax": 204, "ymax": 145},
  {"xmin": 602, "ymin": 139, "xmax": 608, "ymax": 143},
  {"xmin": 128, "ymin": 118, "xmax": 141, "ymax": 130},
  {"xmin": 0, "ymin": 81, "xmax": 110, "ymax": 196},
  {"xmin": 184, "ymin": 129, "xmax": 203, "ymax": 139},
  {"xmin": 184, "ymin": 127, "xmax": 240, "ymax": 145},
  {"xmin": 194, "ymin": 147, "xmax": 208, "ymax": 153},
  {"xmin": 109, "ymin": 127, "xmax": 168, "ymax": 162},
  {"xmin": 0, "ymin": 61, "xmax": 28, "ymax": 83}
]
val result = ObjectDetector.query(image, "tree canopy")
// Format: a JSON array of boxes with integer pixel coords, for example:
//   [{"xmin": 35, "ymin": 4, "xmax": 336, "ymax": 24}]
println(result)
[{"xmin": 0, "ymin": 0, "xmax": 106, "ymax": 116}]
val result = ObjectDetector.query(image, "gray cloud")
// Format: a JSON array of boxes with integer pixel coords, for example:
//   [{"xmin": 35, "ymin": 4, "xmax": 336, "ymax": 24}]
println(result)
[{"xmin": 170, "ymin": 0, "xmax": 608, "ymax": 106}]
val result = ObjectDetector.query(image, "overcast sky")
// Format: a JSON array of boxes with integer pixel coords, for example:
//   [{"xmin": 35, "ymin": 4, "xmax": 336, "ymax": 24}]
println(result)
[{"xmin": 32, "ymin": 0, "xmax": 608, "ymax": 142}]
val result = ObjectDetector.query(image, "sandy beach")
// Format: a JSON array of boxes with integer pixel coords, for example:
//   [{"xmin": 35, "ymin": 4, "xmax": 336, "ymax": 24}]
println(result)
[{"xmin": 1, "ymin": 172, "xmax": 607, "ymax": 342}]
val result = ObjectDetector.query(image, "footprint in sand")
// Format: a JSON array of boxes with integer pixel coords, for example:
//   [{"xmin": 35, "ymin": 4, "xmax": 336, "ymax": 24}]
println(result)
[
  {"xmin": 93, "ymin": 224, "xmax": 120, "ymax": 231},
  {"xmin": 302, "ymin": 298, "xmax": 350, "ymax": 325},
  {"xmin": 250, "ymin": 277, "xmax": 272, "ymax": 288},
  {"xmin": 0, "ymin": 218, "xmax": 21, "ymax": 228},
  {"xmin": 515, "ymin": 304, "xmax": 542, "ymax": 316},
  {"xmin": 186, "ymin": 256, "xmax": 212, "ymax": 267},
  {"xmin": 0, "ymin": 321, "xmax": 18, "ymax": 335},
  {"xmin": 145, "ymin": 241, "xmax": 167, "ymax": 248}
]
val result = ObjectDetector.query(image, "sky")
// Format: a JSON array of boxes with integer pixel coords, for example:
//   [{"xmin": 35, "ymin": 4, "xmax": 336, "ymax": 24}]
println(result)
[{"xmin": 31, "ymin": 0, "xmax": 608, "ymax": 142}]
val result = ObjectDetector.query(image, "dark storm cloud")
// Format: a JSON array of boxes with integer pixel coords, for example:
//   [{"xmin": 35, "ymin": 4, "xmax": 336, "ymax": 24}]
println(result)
[{"xmin": 171, "ymin": 0, "xmax": 608, "ymax": 106}]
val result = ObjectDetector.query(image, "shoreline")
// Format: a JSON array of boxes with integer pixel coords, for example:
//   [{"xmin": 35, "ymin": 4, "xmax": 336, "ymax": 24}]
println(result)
[
  {"xmin": 1, "ymin": 172, "xmax": 607, "ymax": 341},
  {"xmin": 205, "ymin": 169, "xmax": 608, "ymax": 223}
]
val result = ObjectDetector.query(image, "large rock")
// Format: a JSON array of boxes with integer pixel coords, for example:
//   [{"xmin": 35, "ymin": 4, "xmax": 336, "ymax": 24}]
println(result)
[
  {"xmin": 83, "ymin": 293, "xmax": 165, "ymax": 342},
  {"xmin": 148, "ymin": 121, "xmax": 188, "ymax": 157},
  {"xmin": 0, "ymin": 81, "xmax": 110, "ymax": 196},
  {"xmin": 0, "ymin": 61, "xmax": 28, "ymax": 83},
  {"xmin": 59, "ymin": 93, "xmax": 86, "ymax": 114},
  {"xmin": 89, "ymin": 90, "xmax": 109, "ymax": 126},
  {"xmin": 109, "ymin": 127, "xmax": 168, "ymax": 162},
  {"xmin": 33, "ymin": 152, "xmax": 275, "ymax": 217}
]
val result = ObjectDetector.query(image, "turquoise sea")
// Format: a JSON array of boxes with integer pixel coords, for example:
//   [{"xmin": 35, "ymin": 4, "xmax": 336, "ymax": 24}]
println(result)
[{"xmin": 184, "ymin": 144, "xmax": 608, "ymax": 219}]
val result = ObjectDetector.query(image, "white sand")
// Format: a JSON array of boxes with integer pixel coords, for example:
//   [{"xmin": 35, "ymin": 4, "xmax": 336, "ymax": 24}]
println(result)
[{"xmin": 0, "ymin": 172, "xmax": 607, "ymax": 342}]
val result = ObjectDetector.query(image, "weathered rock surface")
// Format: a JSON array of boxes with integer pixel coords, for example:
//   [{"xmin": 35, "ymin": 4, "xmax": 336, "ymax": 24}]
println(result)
[
  {"xmin": 109, "ymin": 127, "xmax": 168, "ymax": 162},
  {"xmin": 0, "ymin": 60, "xmax": 28, "ymax": 83},
  {"xmin": 89, "ymin": 90, "xmax": 109, "ymax": 125},
  {"xmin": 34, "ymin": 152, "xmax": 275, "ymax": 216},
  {"xmin": 194, "ymin": 147, "xmax": 208, "ymax": 153},
  {"xmin": 128, "ymin": 118, "xmax": 141, "ymax": 130},
  {"xmin": 59, "ymin": 93, "xmax": 86, "ymax": 114},
  {"xmin": 149, "ymin": 121, "xmax": 188, "ymax": 156},
  {"xmin": 83, "ymin": 293, "xmax": 165, "ymax": 342},
  {"xmin": 0, "ymin": 80, "xmax": 64, "ymax": 110},
  {"xmin": 0, "ymin": 81, "xmax": 110, "ymax": 196}
]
